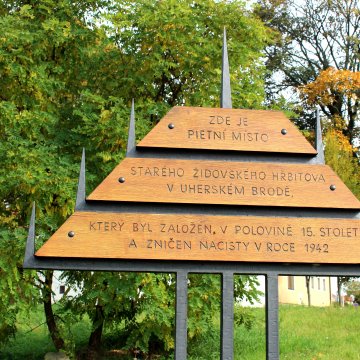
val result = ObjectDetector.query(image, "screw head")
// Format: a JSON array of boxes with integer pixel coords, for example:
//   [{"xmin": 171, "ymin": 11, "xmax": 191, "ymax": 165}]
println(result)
[
  {"xmin": 118, "ymin": 177, "xmax": 125, "ymax": 183},
  {"xmin": 330, "ymin": 184, "xmax": 336, "ymax": 191},
  {"xmin": 68, "ymin": 231, "xmax": 75, "ymax": 238},
  {"xmin": 168, "ymin": 123, "xmax": 175, "ymax": 129},
  {"xmin": 281, "ymin": 129, "xmax": 287, "ymax": 135}
]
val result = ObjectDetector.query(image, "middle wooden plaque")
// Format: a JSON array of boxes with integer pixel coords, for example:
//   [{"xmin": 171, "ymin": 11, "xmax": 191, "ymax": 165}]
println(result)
[{"xmin": 88, "ymin": 158, "xmax": 360, "ymax": 209}]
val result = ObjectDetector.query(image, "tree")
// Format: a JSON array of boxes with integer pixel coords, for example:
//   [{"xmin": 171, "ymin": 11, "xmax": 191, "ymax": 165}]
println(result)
[
  {"xmin": 0, "ymin": 227, "xmax": 38, "ymax": 345},
  {"xmin": 344, "ymin": 278, "xmax": 360, "ymax": 303},
  {"xmin": 0, "ymin": 0, "xmax": 126, "ymax": 349},
  {"xmin": 323, "ymin": 129, "xmax": 360, "ymax": 306},
  {"xmin": 255, "ymin": 0, "xmax": 360, "ymax": 143},
  {"xmin": 0, "ymin": 0, "xmax": 270, "ymax": 357},
  {"xmin": 324, "ymin": 129, "xmax": 360, "ymax": 199},
  {"xmin": 336, "ymin": 276, "xmax": 352, "ymax": 306},
  {"xmin": 299, "ymin": 67, "xmax": 360, "ymax": 140},
  {"xmin": 106, "ymin": 0, "xmax": 271, "ymax": 112},
  {"xmin": 305, "ymin": 276, "xmax": 311, "ymax": 306}
]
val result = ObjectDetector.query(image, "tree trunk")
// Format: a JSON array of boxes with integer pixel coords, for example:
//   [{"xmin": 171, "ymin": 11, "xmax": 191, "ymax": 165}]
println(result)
[
  {"xmin": 43, "ymin": 270, "xmax": 65, "ymax": 351},
  {"xmin": 338, "ymin": 277, "xmax": 343, "ymax": 306},
  {"xmin": 305, "ymin": 276, "xmax": 311, "ymax": 306},
  {"xmin": 87, "ymin": 304, "xmax": 104, "ymax": 358}
]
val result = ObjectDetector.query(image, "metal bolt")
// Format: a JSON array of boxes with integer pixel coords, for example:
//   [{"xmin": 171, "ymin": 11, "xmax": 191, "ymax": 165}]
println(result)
[
  {"xmin": 281, "ymin": 129, "xmax": 287, "ymax": 135},
  {"xmin": 330, "ymin": 184, "xmax": 336, "ymax": 191},
  {"xmin": 118, "ymin": 177, "xmax": 125, "ymax": 183},
  {"xmin": 68, "ymin": 231, "xmax": 75, "ymax": 238},
  {"xmin": 168, "ymin": 123, "xmax": 175, "ymax": 129}
]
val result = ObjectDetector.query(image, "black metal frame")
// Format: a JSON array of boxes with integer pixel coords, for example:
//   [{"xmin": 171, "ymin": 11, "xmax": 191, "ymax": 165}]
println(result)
[
  {"xmin": 23, "ymin": 29, "xmax": 360, "ymax": 360},
  {"xmin": 23, "ymin": 241, "xmax": 360, "ymax": 360}
]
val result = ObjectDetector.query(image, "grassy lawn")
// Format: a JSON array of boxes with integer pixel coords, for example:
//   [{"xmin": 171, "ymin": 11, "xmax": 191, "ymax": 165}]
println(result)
[
  {"xmin": 2, "ymin": 305, "xmax": 360, "ymax": 359},
  {"xmin": 190, "ymin": 305, "xmax": 360, "ymax": 360},
  {"xmin": 279, "ymin": 305, "xmax": 360, "ymax": 360},
  {"xmin": 0, "ymin": 306, "xmax": 91, "ymax": 360},
  {"xmin": 1, "ymin": 306, "xmax": 56, "ymax": 360}
]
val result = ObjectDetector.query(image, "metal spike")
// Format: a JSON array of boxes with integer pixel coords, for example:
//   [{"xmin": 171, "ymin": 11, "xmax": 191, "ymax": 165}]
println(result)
[
  {"xmin": 126, "ymin": 99, "xmax": 136, "ymax": 156},
  {"xmin": 315, "ymin": 108, "xmax": 325, "ymax": 164},
  {"xmin": 23, "ymin": 202, "xmax": 36, "ymax": 267},
  {"xmin": 220, "ymin": 27, "xmax": 232, "ymax": 109},
  {"xmin": 75, "ymin": 148, "xmax": 86, "ymax": 210}
]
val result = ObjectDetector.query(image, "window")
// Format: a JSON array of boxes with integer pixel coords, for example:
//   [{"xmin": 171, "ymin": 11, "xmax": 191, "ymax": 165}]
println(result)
[
  {"xmin": 323, "ymin": 278, "xmax": 326, "ymax": 291},
  {"xmin": 288, "ymin": 276, "xmax": 295, "ymax": 290},
  {"xmin": 317, "ymin": 277, "xmax": 321, "ymax": 290},
  {"xmin": 59, "ymin": 285, "xmax": 65, "ymax": 294},
  {"xmin": 311, "ymin": 277, "xmax": 314, "ymax": 289}
]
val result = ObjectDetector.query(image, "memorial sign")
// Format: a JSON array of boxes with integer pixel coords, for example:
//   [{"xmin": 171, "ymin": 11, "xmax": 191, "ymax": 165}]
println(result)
[
  {"xmin": 87, "ymin": 158, "xmax": 359, "ymax": 209},
  {"xmin": 25, "ymin": 32, "xmax": 360, "ymax": 360},
  {"xmin": 138, "ymin": 107, "xmax": 317, "ymax": 154},
  {"xmin": 36, "ymin": 211, "xmax": 360, "ymax": 264}
]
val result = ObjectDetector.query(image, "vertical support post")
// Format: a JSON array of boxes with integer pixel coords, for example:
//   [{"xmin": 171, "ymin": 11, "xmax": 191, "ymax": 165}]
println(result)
[
  {"xmin": 315, "ymin": 108, "xmax": 325, "ymax": 164},
  {"xmin": 75, "ymin": 148, "xmax": 86, "ymax": 211},
  {"xmin": 266, "ymin": 272, "xmax": 279, "ymax": 360},
  {"xmin": 126, "ymin": 99, "xmax": 136, "ymax": 156},
  {"xmin": 221, "ymin": 271, "xmax": 234, "ymax": 360},
  {"xmin": 175, "ymin": 270, "xmax": 188, "ymax": 360},
  {"xmin": 23, "ymin": 202, "xmax": 36, "ymax": 267},
  {"xmin": 220, "ymin": 28, "xmax": 232, "ymax": 109}
]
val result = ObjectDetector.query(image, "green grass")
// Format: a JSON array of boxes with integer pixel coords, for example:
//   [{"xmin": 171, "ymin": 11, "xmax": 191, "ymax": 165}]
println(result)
[
  {"xmin": 0, "ymin": 306, "xmax": 92, "ymax": 360},
  {"xmin": 0, "ymin": 306, "xmax": 56, "ymax": 360},
  {"xmin": 2, "ymin": 305, "xmax": 360, "ymax": 359},
  {"xmin": 190, "ymin": 305, "xmax": 360, "ymax": 360},
  {"xmin": 279, "ymin": 305, "xmax": 360, "ymax": 360}
]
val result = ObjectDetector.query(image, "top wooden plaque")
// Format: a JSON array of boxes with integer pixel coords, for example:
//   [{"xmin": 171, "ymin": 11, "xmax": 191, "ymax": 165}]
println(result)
[{"xmin": 138, "ymin": 107, "xmax": 317, "ymax": 154}]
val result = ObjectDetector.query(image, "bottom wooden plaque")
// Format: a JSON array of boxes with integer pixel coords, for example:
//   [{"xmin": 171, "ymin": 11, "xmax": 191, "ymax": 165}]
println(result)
[{"xmin": 35, "ymin": 212, "xmax": 360, "ymax": 264}]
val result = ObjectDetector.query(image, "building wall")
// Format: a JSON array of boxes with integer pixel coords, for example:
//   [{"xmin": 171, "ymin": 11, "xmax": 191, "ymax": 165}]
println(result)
[
  {"xmin": 52, "ymin": 270, "xmax": 78, "ymax": 302},
  {"xmin": 278, "ymin": 276, "xmax": 331, "ymax": 306}
]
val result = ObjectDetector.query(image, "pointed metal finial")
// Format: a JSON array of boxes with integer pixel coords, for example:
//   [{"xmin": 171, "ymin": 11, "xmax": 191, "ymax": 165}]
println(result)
[
  {"xmin": 24, "ymin": 202, "xmax": 36, "ymax": 267},
  {"xmin": 75, "ymin": 148, "xmax": 86, "ymax": 211},
  {"xmin": 220, "ymin": 27, "xmax": 232, "ymax": 109},
  {"xmin": 315, "ymin": 108, "xmax": 325, "ymax": 164},
  {"xmin": 126, "ymin": 99, "xmax": 136, "ymax": 156}
]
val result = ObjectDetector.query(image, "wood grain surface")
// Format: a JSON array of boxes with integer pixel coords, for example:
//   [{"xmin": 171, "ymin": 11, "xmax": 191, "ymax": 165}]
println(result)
[
  {"xmin": 87, "ymin": 158, "xmax": 360, "ymax": 209},
  {"xmin": 138, "ymin": 107, "xmax": 317, "ymax": 154},
  {"xmin": 36, "ymin": 212, "xmax": 360, "ymax": 264}
]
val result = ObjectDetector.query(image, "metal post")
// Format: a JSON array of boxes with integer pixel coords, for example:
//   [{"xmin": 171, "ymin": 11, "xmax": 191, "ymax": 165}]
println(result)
[
  {"xmin": 266, "ymin": 272, "xmax": 279, "ymax": 360},
  {"xmin": 175, "ymin": 270, "xmax": 188, "ymax": 360},
  {"xmin": 221, "ymin": 271, "xmax": 234, "ymax": 360},
  {"xmin": 221, "ymin": 28, "xmax": 232, "ymax": 109},
  {"xmin": 75, "ymin": 149, "xmax": 86, "ymax": 211}
]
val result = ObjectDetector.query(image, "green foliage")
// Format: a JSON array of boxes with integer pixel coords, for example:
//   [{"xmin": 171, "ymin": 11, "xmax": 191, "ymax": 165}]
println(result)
[
  {"xmin": 344, "ymin": 279, "xmax": 360, "ymax": 303},
  {"xmin": 0, "ymin": 227, "xmax": 38, "ymax": 344},
  {"xmin": 0, "ymin": 304, "xmax": 91, "ymax": 360},
  {"xmin": 62, "ymin": 271, "xmax": 176, "ymax": 353},
  {"xmin": 106, "ymin": 0, "xmax": 270, "ymax": 112},
  {"xmin": 324, "ymin": 130, "xmax": 360, "ymax": 199},
  {"xmin": 234, "ymin": 306, "xmax": 256, "ymax": 331},
  {"xmin": 62, "ymin": 272, "xmax": 262, "ymax": 355},
  {"xmin": 0, "ymin": 0, "xmax": 129, "ymax": 345}
]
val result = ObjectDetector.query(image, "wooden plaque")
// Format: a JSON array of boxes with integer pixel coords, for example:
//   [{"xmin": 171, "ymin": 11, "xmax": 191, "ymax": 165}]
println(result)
[
  {"xmin": 87, "ymin": 158, "xmax": 360, "ymax": 209},
  {"xmin": 36, "ymin": 212, "xmax": 360, "ymax": 264},
  {"xmin": 138, "ymin": 107, "xmax": 317, "ymax": 154}
]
